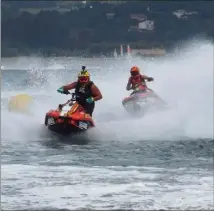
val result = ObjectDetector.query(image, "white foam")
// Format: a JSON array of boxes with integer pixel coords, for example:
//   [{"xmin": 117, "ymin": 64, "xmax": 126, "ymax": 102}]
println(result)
[
  {"xmin": 1, "ymin": 41, "xmax": 213, "ymax": 142},
  {"xmin": 2, "ymin": 165, "xmax": 213, "ymax": 209}
]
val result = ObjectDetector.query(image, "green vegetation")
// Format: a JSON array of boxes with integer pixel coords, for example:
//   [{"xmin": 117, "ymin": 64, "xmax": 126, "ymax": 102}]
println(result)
[{"xmin": 1, "ymin": 1, "xmax": 213, "ymax": 57}]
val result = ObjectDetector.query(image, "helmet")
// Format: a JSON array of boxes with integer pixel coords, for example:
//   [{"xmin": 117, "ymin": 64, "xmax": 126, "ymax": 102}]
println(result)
[
  {"xmin": 78, "ymin": 69, "xmax": 90, "ymax": 83},
  {"xmin": 130, "ymin": 66, "xmax": 140, "ymax": 77}
]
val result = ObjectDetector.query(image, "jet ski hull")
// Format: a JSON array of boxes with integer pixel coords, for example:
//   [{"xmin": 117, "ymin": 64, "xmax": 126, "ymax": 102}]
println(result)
[
  {"xmin": 45, "ymin": 116, "xmax": 93, "ymax": 136},
  {"xmin": 122, "ymin": 90, "xmax": 165, "ymax": 116},
  {"xmin": 44, "ymin": 102, "xmax": 95, "ymax": 137}
]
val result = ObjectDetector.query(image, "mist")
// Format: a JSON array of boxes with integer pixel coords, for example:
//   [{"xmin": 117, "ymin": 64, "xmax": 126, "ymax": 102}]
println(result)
[{"xmin": 1, "ymin": 40, "xmax": 213, "ymax": 143}]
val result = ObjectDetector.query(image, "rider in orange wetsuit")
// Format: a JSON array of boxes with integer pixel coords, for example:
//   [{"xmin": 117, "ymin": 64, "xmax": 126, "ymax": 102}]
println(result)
[
  {"xmin": 126, "ymin": 66, "xmax": 166, "ymax": 106},
  {"xmin": 126, "ymin": 66, "xmax": 154, "ymax": 95}
]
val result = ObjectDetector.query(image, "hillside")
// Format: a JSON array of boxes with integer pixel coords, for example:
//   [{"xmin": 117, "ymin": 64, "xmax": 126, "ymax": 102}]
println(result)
[{"xmin": 1, "ymin": 1, "xmax": 213, "ymax": 57}]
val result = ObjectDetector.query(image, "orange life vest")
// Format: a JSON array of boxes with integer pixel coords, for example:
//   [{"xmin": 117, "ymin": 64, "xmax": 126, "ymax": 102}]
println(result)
[{"xmin": 130, "ymin": 75, "xmax": 146, "ymax": 89}]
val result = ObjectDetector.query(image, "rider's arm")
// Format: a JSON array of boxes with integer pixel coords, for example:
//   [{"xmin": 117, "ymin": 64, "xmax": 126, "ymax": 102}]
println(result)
[
  {"xmin": 91, "ymin": 84, "xmax": 103, "ymax": 101},
  {"xmin": 141, "ymin": 75, "xmax": 154, "ymax": 81},
  {"xmin": 126, "ymin": 77, "xmax": 132, "ymax": 90},
  {"xmin": 63, "ymin": 82, "xmax": 77, "ymax": 91}
]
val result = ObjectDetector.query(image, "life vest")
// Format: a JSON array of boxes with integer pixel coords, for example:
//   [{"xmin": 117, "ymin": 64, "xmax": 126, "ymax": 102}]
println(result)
[
  {"xmin": 75, "ymin": 81, "xmax": 94, "ymax": 105},
  {"xmin": 130, "ymin": 75, "xmax": 146, "ymax": 89}
]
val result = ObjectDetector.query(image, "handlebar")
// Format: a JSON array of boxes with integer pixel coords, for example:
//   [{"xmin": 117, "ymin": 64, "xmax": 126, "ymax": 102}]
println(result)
[
  {"xmin": 64, "ymin": 91, "xmax": 77, "ymax": 101},
  {"xmin": 70, "ymin": 93, "xmax": 76, "ymax": 101}
]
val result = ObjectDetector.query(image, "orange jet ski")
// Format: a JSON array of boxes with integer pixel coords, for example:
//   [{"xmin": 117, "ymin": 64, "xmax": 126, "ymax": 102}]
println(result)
[{"xmin": 44, "ymin": 93, "xmax": 95, "ymax": 136}]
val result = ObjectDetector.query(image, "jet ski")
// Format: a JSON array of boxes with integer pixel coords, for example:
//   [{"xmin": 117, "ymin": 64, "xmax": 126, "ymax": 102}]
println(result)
[
  {"xmin": 44, "ymin": 92, "xmax": 95, "ymax": 136},
  {"xmin": 122, "ymin": 88, "xmax": 166, "ymax": 116}
]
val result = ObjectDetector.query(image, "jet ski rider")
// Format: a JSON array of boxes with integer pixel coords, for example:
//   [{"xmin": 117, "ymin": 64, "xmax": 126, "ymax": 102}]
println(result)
[
  {"xmin": 57, "ymin": 66, "xmax": 103, "ymax": 117},
  {"xmin": 126, "ymin": 66, "xmax": 154, "ymax": 95}
]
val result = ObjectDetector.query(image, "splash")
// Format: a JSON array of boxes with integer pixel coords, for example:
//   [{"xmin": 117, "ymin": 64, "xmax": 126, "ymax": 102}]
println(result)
[
  {"xmin": 93, "ymin": 41, "xmax": 213, "ymax": 141},
  {"xmin": 1, "ymin": 40, "xmax": 213, "ymax": 143}
]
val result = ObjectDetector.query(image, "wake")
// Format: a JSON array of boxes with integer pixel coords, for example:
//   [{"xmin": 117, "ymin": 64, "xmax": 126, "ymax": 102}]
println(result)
[{"xmin": 1, "ymin": 40, "xmax": 213, "ymax": 143}]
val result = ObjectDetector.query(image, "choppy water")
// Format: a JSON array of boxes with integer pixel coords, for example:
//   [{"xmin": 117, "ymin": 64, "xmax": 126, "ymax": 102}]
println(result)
[{"xmin": 1, "ymin": 41, "xmax": 214, "ymax": 210}]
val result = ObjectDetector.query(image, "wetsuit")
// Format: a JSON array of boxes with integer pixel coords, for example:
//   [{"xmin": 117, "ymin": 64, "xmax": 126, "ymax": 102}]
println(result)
[
  {"xmin": 75, "ymin": 81, "xmax": 95, "ymax": 116},
  {"xmin": 128, "ymin": 74, "xmax": 148, "ymax": 95}
]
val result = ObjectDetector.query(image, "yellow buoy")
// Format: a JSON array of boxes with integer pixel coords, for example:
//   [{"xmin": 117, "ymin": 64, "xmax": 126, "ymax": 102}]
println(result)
[{"xmin": 8, "ymin": 94, "xmax": 33, "ymax": 114}]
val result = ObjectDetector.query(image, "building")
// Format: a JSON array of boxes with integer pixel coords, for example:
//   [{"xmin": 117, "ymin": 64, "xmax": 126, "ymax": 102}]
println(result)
[
  {"xmin": 131, "ymin": 48, "xmax": 166, "ymax": 57},
  {"xmin": 129, "ymin": 13, "xmax": 155, "ymax": 32},
  {"xmin": 106, "ymin": 12, "xmax": 115, "ymax": 20}
]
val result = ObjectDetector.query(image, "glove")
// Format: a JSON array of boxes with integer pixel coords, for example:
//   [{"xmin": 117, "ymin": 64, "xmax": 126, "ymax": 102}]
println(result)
[
  {"xmin": 57, "ymin": 87, "xmax": 64, "ymax": 94},
  {"xmin": 86, "ymin": 97, "xmax": 94, "ymax": 104},
  {"xmin": 57, "ymin": 87, "xmax": 69, "ymax": 94},
  {"xmin": 147, "ymin": 77, "xmax": 154, "ymax": 82}
]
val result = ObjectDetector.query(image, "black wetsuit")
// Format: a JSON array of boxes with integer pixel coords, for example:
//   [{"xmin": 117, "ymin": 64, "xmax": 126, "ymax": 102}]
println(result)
[{"xmin": 75, "ymin": 81, "xmax": 95, "ymax": 116}]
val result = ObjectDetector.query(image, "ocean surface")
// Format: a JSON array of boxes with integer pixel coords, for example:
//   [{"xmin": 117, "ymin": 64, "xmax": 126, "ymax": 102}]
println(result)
[{"xmin": 1, "ymin": 41, "xmax": 214, "ymax": 210}]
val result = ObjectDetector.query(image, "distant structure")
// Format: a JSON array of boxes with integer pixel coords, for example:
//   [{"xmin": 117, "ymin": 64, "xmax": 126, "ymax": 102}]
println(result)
[
  {"xmin": 113, "ymin": 44, "xmax": 132, "ymax": 58},
  {"xmin": 131, "ymin": 48, "xmax": 166, "ymax": 57},
  {"xmin": 100, "ymin": 1, "xmax": 126, "ymax": 5}
]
